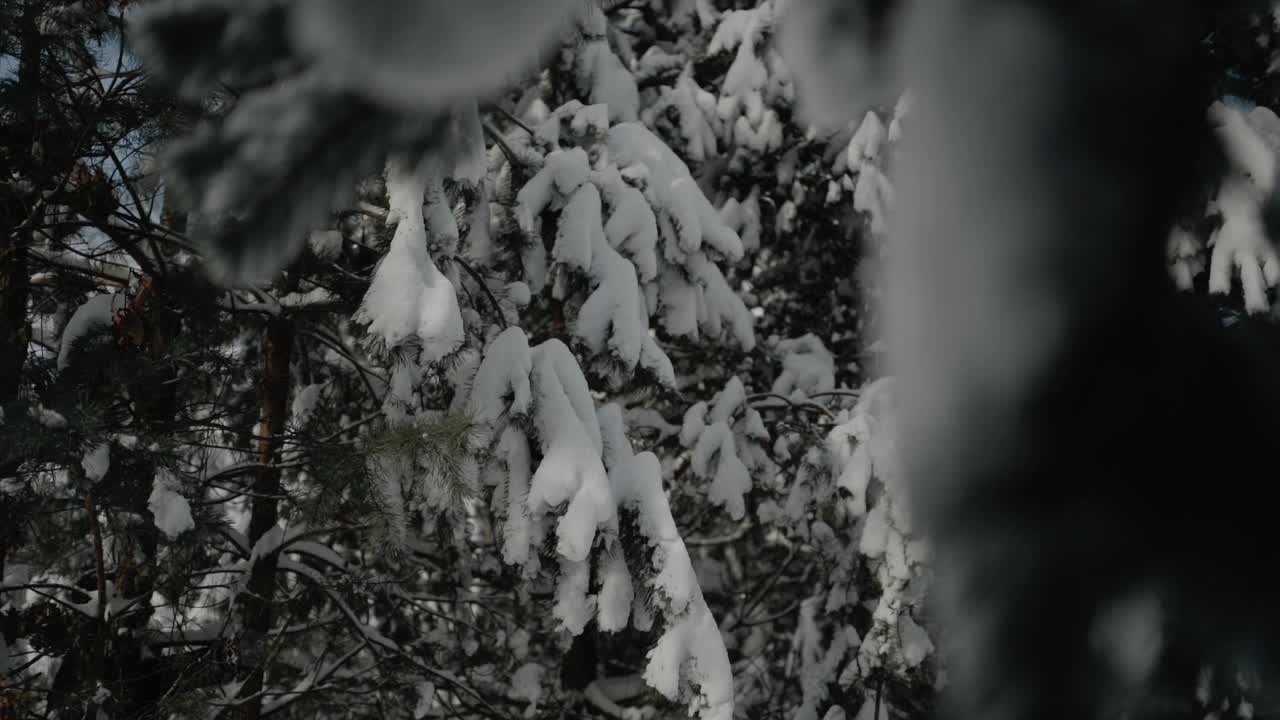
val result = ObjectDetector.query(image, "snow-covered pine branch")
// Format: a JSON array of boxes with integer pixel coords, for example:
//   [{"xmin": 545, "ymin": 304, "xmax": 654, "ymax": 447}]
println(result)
[
  {"xmin": 355, "ymin": 155, "xmax": 465, "ymax": 368},
  {"xmin": 463, "ymin": 327, "xmax": 735, "ymax": 720},
  {"xmin": 489, "ymin": 100, "xmax": 753, "ymax": 388},
  {"xmin": 600, "ymin": 405, "xmax": 734, "ymax": 720},
  {"xmin": 679, "ymin": 377, "xmax": 769, "ymax": 520}
]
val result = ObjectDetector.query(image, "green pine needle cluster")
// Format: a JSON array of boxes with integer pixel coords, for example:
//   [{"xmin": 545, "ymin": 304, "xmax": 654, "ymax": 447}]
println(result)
[{"xmin": 360, "ymin": 411, "xmax": 479, "ymax": 545}]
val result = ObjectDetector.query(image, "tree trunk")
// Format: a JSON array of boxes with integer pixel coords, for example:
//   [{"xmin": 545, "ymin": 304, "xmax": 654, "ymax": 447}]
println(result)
[
  {"xmin": 0, "ymin": 0, "xmax": 43, "ymax": 603},
  {"xmin": 233, "ymin": 316, "xmax": 294, "ymax": 720},
  {"xmin": 112, "ymin": 274, "xmax": 183, "ymax": 716}
]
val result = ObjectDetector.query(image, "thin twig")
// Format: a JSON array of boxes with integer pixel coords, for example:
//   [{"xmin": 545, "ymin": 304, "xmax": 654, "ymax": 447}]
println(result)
[
  {"xmin": 454, "ymin": 257, "xmax": 509, "ymax": 329},
  {"xmin": 732, "ymin": 546, "xmax": 799, "ymax": 630},
  {"xmin": 684, "ymin": 523, "xmax": 749, "ymax": 547},
  {"xmin": 489, "ymin": 105, "xmax": 534, "ymax": 136},
  {"xmin": 483, "ymin": 122, "xmax": 529, "ymax": 171}
]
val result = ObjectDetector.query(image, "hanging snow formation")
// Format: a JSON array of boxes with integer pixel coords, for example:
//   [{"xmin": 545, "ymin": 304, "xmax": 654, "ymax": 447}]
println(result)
[
  {"xmin": 466, "ymin": 329, "xmax": 734, "ymax": 720},
  {"xmin": 497, "ymin": 101, "xmax": 754, "ymax": 386},
  {"xmin": 356, "ymin": 156, "xmax": 465, "ymax": 365}
]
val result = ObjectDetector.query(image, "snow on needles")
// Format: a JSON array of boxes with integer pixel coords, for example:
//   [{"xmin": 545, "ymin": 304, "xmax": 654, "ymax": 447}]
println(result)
[
  {"xmin": 527, "ymin": 340, "xmax": 612, "ymax": 567},
  {"xmin": 708, "ymin": 3, "xmax": 788, "ymax": 156},
  {"xmin": 576, "ymin": 4, "xmax": 640, "ymax": 123},
  {"xmin": 643, "ymin": 69, "xmax": 722, "ymax": 164},
  {"xmin": 772, "ymin": 334, "xmax": 836, "ymax": 400},
  {"xmin": 1207, "ymin": 101, "xmax": 1280, "ymax": 312},
  {"xmin": 81, "ymin": 443, "xmax": 110, "ymax": 484},
  {"xmin": 824, "ymin": 378, "xmax": 934, "ymax": 684},
  {"xmin": 355, "ymin": 157, "xmax": 465, "ymax": 365},
  {"xmin": 681, "ymin": 377, "xmax": 769, "ymax": 520},
  {"xmin": 601, "ymin": 406, "xmax": 733, "ymax": 720},
  {"xmin": 58, "ymin": 292, "xmax": 125, "ymax": 372},
  {"xmin": 516, "ymin": 141, "xmax": 673, "ymax": 387},
  {"xmin": 465, "ymin": 332, "xmax": 733, "ymax": 720},
  {"xmin": 608, "ymin": 122, "xmax": 754, "ymax": 349},
  {"xmin": 500, "ymin": 102, "xmax": 754, "ymax": 388},
  {"xmin": 466, "ymin": 328, "xmax": 613, "ymax": 633},
  {"xmin": 609, "ymin": 123, "xmax": 743, "ymax": 261},
  {"xmin": 149, "ymin": 469, "xmax": 195, "ymax": 540}
]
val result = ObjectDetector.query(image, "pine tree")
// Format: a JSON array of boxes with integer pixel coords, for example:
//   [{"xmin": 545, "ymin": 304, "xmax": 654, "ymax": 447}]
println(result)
[{"xmin": 7, "ymin": 1, "xmax": 1280, "ymax": 719}]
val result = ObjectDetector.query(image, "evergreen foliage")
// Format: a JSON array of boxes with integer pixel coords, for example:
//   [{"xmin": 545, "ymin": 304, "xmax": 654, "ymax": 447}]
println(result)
[{"xmin": 3, "ymin": 1, "xmax": 1280, "ymax": 719}]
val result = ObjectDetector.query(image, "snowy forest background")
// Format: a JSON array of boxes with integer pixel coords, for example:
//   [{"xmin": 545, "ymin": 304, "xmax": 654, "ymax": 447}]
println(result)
[{"xmin": 3, "ymin": 1, "xmax": 1280, "ymax": 718}]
